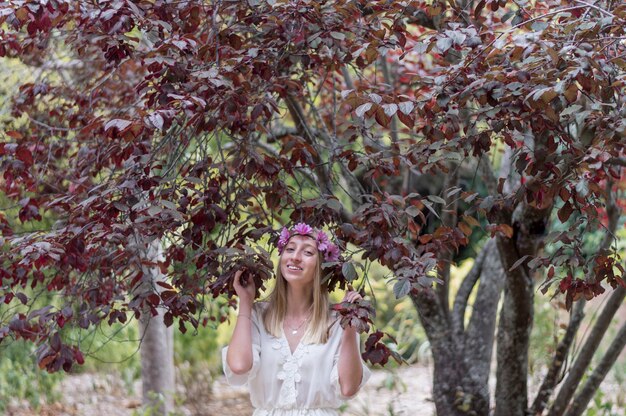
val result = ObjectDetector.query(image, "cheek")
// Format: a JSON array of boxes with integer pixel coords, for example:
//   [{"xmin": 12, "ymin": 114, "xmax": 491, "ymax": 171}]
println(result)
[{"xmin": 305, "ymin": 256, "xmax": 318, "ymax": 270}]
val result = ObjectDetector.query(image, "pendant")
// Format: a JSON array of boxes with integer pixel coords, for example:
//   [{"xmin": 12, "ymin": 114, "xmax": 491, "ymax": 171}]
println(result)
[{"xmin": 292, "ymin": 329, "xmax": 298, "ymax": 335}]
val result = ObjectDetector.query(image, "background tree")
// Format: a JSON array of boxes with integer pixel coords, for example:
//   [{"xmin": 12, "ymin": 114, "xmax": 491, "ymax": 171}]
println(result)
[{"xmin": 1, "ymin": 1, "xmax": 625, "ymax": 415}]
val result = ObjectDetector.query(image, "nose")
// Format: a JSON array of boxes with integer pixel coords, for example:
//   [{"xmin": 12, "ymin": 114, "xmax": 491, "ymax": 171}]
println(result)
[{"xmin": 290, "ymin": 249, "xmax": 302, "ymax": 262}]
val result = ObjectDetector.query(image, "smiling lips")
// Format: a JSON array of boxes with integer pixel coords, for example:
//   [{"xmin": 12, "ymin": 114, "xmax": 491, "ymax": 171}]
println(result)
[{"xmin": 287, "ymin": 265, "xmax": 303, "ymax": 271}]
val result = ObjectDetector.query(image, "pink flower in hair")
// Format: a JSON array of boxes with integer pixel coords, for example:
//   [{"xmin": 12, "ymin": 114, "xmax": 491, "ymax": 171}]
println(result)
[
  {"xmin": 277, "ymin": 227, "xmax": 291, "ymax": 252},
  {"xmin": 275, "ymin": 223, "xmax": 341, "ymax": 262},
  {"xmin": 293, "ymin": 222, "xmax": 313, "ymax": 236},
  {"xmin": 324, "ymin": 243, "xmax": 340, "ymax": 262},
  {"xmin": 316, "ymin": 231, "xmax": 330, "ymax": 252}
]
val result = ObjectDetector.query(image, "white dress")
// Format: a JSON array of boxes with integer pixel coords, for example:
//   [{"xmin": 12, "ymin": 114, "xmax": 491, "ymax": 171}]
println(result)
[{"xmin": 222, "ymin": 302, "xmax": 371, "ymax": 416}]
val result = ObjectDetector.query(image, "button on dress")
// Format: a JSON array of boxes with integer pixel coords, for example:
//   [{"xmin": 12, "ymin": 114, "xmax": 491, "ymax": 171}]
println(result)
[{"xmin": 222, "ymin": 302, "xmax": 371, "ymax": 416}]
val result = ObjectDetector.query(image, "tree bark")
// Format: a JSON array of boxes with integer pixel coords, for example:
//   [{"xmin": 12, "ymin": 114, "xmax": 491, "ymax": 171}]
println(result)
[
  {"xmin": 137, "ymin": 238, "xmax": 176, "ymax": 415},
  {"xmin": 548, "ymin": 285, "xmax": 626, "ymax": 416},
  {"xmin": 563, "ymin": 320, "xmax": 626, "ymax": 416},
  {"xmin": 494, "ymin": 263, "xmax": 534, "ymax": 416},
  {"xmin": 412, "ymin": 243, "xmax": 503, "ymax": 416},
  {"xmin": 464, "ymin": 239, "xmax": 507, "ymax": 393},
  {"xmin": 451, "ymin": 244, "xmax": 487, "ymax": 334},
  {"xmin": 530, "ymin": 300, "xmax": 586, "ymax": 415},
  {"xmin": 412, "ymin": 289, "xmax": 490, "ymax": 415}
]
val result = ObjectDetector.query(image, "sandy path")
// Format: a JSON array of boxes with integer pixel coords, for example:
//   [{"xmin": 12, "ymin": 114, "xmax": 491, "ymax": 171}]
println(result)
[{"xmin": 5, "ymin": 365, "xmax": 436, "ymax": 416}]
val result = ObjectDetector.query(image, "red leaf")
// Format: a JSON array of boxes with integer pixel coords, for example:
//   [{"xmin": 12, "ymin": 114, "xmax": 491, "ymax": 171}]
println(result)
[
  {"xmin": 6, "ymin": 130, "xmax": 23, "ymax": 139},
  {"xmin": 558, "ymin": 202, "xmax": 573, "ymax": 223},
  {"xmin": 16, "ymin": 145, "xmax": 34, "ymax": 166},
  {"xmin": 397, "ymin": 111, "xmax": 414, "ymax": 128}
]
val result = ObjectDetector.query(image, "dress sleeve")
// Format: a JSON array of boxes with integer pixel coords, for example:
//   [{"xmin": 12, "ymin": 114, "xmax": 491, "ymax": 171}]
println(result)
[
  {"xmin": 329, "ymin": 328, "xmax": 372, "ymax": 400},
  {"xmin": 222, "ymin": 304, "xmax": 262, "ymax": 386}
]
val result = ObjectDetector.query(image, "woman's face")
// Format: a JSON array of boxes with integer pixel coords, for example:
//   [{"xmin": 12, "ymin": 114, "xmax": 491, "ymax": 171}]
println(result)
[{"xmin": 280, "ymin": 234, "xmax": 319, "ymax": 287}]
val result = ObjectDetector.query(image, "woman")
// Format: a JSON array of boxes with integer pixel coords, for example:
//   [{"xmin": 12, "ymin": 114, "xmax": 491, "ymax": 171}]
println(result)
[{"xmin": 223, "ymin": 223, "xmax": 371, "ymax": 415}]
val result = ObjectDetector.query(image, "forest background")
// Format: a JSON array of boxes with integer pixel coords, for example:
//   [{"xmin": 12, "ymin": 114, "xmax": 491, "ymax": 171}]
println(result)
[{"xmin": 1, "ymin": 1, "xmax": 625, "ymax": 416}]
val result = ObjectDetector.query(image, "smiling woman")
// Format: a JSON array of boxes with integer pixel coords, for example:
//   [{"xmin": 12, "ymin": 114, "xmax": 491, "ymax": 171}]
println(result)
[{"xmin": 222, "ymin": 223, "xmax": 370, "ymax": 416}]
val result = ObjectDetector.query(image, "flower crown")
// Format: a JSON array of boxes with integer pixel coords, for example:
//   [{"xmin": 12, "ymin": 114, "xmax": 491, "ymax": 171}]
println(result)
[{"xmin": 277, "ymin": 223, "xmax": 340, "ymax": 262}]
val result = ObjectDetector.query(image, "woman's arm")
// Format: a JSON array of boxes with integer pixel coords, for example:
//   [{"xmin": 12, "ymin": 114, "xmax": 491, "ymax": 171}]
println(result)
[
  {"xmin": 226, "ymin": 270, "xmax": 256, "ymax": 375},
  {"xmin": 337, "ymin": 290, "xmax": 365, "ymax": 397}
]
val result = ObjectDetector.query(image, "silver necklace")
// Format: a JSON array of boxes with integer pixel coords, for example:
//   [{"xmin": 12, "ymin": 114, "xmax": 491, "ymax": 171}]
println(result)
[{"xmin": 285, "ymin": 307, "xmax": 313, "ymax": 335}]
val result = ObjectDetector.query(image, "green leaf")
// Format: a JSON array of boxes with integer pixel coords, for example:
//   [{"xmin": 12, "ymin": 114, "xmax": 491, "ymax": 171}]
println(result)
[
  {"xmin": 436, "ymin": 37, "xmax": 453, "ymax": 53},
  {"xmin": 326, "ymin": 198, "xmax": 343, "ymax": 213},
  {"xmin": 398, "ymin": 101, "xmax": 414, "ymax": 115},
  {"xmin": 427, "ymin": 195, "xmax": 446, "ymax": 204},
  {"xmin": 560, "ymin": 105, "xmax": 582, "ymax": 117},
  {"xmin": 406, "ymin": 205, "xmax": 421, "ymax": 217},
  {"xmin": 342, "ymin": 262, "xmax": 357, "ymax": 281},
  {"xmin": 422, "ymin": 201, "xmax": 440, "ymax": 219},
  {"xmin": 355, "ymin": 103, "xmax": 372, "ymax": 118},
  {"xmin": 393, "ymin": 279, "xmax": 411, "ymax": 299},
  {"xmin": 509, "ymin": 255, "xmax": 530, "ymax": 272},
  {"xmin": 531, "ymin": 21, "xmax": 549, "ymax": 31}
]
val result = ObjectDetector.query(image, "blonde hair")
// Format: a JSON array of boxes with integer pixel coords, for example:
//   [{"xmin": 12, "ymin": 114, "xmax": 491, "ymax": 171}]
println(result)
[{"xmin": 263, "ymin": 251, "xmax": 331, "ymax": 344}]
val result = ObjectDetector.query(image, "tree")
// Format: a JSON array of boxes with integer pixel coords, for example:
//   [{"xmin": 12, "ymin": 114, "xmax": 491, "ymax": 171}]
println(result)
[{"xmin": 1, "ymin": 1, "xmax": 625, "ymax": 415}]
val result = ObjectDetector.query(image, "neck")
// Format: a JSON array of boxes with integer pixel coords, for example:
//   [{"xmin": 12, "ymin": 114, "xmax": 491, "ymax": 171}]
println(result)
[{"xmin": 286, "ymin": 284, "xmax": 314, "ymax": 317}]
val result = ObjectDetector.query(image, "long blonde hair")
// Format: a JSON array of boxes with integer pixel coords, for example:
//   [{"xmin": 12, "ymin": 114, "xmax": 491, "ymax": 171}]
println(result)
[{"xmin": 263, "ymin": 252, "xmax": 331, "ymax": 344}]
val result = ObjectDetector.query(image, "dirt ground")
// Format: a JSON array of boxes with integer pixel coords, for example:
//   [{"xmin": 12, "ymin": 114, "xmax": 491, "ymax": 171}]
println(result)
[
  {"xmin": 4, "ymin": 365, "xmax": 436, "ymax": 416},
  {"xmin": 6, "ymin": 362, "xmax": 624, "ymax": 416}
]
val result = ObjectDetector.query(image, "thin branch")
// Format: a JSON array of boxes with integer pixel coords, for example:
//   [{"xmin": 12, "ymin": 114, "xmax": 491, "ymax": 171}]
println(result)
[
  {"xmin": 444, "ymin": 5, "xmax": 604, "ymax": 89},
  {"xmin": 379, "ymin": 56, "xmax": 399, "ymax": 147},
  {"xmin": 341, "ymin": 66, "xmax": 354, "ymax": 90},
  {"xmin": 436, "ymin": 162, "xmax": 460, "ymax": 320},
  {"xmin": 563, "ymin": 320, "xmax": 626, "ymax": 416},
  {"xmin": 533, "ymin": 178, "xmax": 621, "ymax": 414},
  {"xmin": 283, "ymin": 94, "xmax": 333, "ymax": 195},
  {"xmin": 572, "ymin": 0, "xmax": 615, "ymax": 18},
  {"xmin": 478, "ymin": 155, "xmax": 498, "ymax": 196},
  {"xmin": 531, "ymin": 299, "xmax": 586, "ymax": 415},
  {"xmin": 547, "ymin": 285, "xmax": 626, "ymax": 416}
]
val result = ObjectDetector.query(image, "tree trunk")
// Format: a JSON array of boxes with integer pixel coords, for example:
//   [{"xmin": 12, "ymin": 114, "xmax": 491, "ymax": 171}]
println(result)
[
  {"xmin": 464, "ymin": 239, "xmax": 507, "ymax": 395},
  {"xmin": 494, "ymin": 270, "xmax": 534, "ymax": 416},
  {"xmin": 412, "ymin": 241, "xmax": 505, "ymax": 416},
  {"xmin": 137, "ymin": 238, "xmax": 176, "ymax": 415}
]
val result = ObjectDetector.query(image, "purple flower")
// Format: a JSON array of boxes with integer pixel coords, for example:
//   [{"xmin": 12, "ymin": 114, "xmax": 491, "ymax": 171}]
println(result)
[
  {"xmin": 324, "ymin": 243, "xmax": 340, "ymax": 262},
  {"xmin": 317, "ymin": 231, "xmax": 330, "ymax": 251},
  {"xmin": 276, "ymin": 223, "xmax": 341, "ymax": 263},
  {"xmin": 277, "ymin": 227, "xmax": 291, "ymax": 252},
  {"xmin": 293, "ymin": 222, "xmax": 313, "ymax": 236}
]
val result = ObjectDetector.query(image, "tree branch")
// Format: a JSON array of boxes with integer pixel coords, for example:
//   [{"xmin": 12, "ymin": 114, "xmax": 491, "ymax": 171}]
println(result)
[
  {"xmin": 544, "ymin": 178, "xmax": 622, "ymax": 415},
  {"xmin": 563, "ymin": 320, "xmax": 626, "ymax": 416},
  {"xmin": 341, "ymin": 66, "xmax": 354, "ymax": 90},
  {"xmin": 451, "ymin": 241, "xmax": 488, "ymax": 334},
  {"xmin": 379, "ymin": 56, "xmax": 399, "ymax": 147},
  {"xmin": 283, "ymin": 93, "xmax": 333, "ymax": 196},
  {"xmin": 464, "ymin": 239, "xmax": 507, "ymax": 394},
  {"xmin": 435, "ymin": 162, "xmax": 460, "ymax": 320},
  {"xmin": 478, "ymin": 155, "xmax": 498, "ymax": 196},
  {"xmin": 547, "ymin": 285, "xmax": 626, "ymax": 416},
  {"xmin": 530, "ymin": 299, "xmax": 586, "ymax": 415}
]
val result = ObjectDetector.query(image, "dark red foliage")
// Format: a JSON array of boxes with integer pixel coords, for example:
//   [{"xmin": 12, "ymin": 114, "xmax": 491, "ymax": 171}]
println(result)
[{"xmin": 0, "ymin": 0, "xmax": 624, "ymax": 372}]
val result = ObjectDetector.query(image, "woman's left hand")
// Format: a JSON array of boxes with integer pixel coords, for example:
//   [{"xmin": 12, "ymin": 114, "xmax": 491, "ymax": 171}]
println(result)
[{"xmin": 341, "ymin": 289, "xmax": 363, "ymax": 304}]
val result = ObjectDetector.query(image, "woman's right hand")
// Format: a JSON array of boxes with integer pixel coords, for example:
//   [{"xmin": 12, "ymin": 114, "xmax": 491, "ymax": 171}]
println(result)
[{"xmin": 233, "ymin": 269, "xmax": 256, "ymax": 309}]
